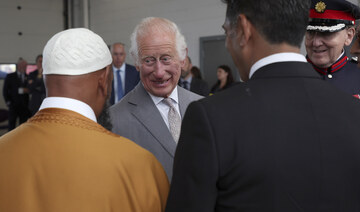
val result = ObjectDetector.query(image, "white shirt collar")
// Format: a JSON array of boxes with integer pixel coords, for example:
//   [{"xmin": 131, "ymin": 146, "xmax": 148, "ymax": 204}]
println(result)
[
  {"xmin": 113, "ymin": 63, "xmax": 126, "ymax": 72},
  {"xmin": 148, "ymin": 86, "xmax": 179, "ymax": 105},
  {"xmin": 249, "ymin": 52, "xmax": 307, "ymax": 79},
  {"xmin": 39, "ymin": 97, "xmax": 97, "ymax": 122}
]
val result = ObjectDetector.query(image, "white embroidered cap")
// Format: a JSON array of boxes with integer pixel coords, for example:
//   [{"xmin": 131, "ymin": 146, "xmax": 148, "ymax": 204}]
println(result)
[{"xmin": 42, "ymin": 28, "xmax": 112, "ymax": 75}]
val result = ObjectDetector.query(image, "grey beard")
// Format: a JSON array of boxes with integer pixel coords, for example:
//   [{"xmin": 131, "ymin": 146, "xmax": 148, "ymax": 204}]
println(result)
[{"xmin": 98, "ymin": 101, "xmax": 113, "ymax": 131}]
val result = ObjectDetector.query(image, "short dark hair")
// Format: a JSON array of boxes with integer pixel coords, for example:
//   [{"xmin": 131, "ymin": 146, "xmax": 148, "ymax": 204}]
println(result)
[{"xmin": 222, "ymin": 0, "xmax": 311, "ymax": 47}]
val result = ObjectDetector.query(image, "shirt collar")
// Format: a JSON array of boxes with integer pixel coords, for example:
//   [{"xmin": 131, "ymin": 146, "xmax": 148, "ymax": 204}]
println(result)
[
  {"xmin": 180, "ymin": 76, "xmax": 192, "ymax": 84},
  {"xmin": 39, "ymin": 97, "xmax": 97, "ymax": 122},
  {"xmin": 113, "ymin": 63, "xmax": 126, "ymax": 72},
  {"xmin": 148, "ymin": 86, "xmax": 179, "ymax": 105},
  {"xmin": 306, "ymin": 51, "xmax": 348, "ymax": 75},
  {"xmin": 249, "ymin": 52, "xmax": 307, "ymax": 79}
]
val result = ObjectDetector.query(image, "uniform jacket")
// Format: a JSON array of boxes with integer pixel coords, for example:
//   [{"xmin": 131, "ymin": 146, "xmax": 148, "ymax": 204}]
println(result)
[
  {"xmin": 166, "ymin": 61, "xmax": 360, "ymax": 212},
  {"xmin": 110, "ymin": 83, "xmax": 202, "ymax": 180},
  {"xmin": 0, "ymin": 108, "xmax": 169, "ymax": 212},
  {"xmin": 110, "ymin": 64, "xmax": 140, "ymax": 105},
  {"xmin": 307, "ymin": 54, "xmax": 360, "ymax": 98}
]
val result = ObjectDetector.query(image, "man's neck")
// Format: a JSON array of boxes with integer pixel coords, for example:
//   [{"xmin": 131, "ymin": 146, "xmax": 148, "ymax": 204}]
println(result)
[{"xmin": 113, "ymin": 63, "xmax": 124, "ymax": 70}]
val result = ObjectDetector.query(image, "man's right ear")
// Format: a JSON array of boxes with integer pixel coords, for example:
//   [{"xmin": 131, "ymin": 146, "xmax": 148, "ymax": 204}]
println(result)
[
  {"xmin": 99, "ymin": 65, "xmax": 113, "ymax": 97},
  {"xmin": 236, "ymin": 14, "xmax": 252, "ymax": 46}
]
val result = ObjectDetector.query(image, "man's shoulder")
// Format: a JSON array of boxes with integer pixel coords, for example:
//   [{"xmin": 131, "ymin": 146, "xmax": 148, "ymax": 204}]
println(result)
[
  {"xmin": 125, "ymin": 63, "xmax": 137, "ymax": 72},
  {"xmin": 179, "ymin": 86, "xmax": 203, "ymax": 100},
  {"xmin": 110, "ymin": 85, "xmax": 140, "ymax": 112},
  {"xmin": 0, "ymin": 120, "xmax": 161, "ymax": 168}
]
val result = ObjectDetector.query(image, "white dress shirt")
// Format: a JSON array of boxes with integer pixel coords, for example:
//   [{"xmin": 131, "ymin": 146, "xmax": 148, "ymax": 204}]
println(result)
[
  {"xmin": 249, "ymin": 52, "xmax": 307, "ymax": 79},
  {"xmin": 112, "ymin": 63, "xmax": 126, "ymax": 103},
  {"xmin": 148, "ymin": 86, "xmax": 181, "ymax": 129},
  {"xmin": 39, "ymin": 97, "xmax": 97, "ymax": 122}
]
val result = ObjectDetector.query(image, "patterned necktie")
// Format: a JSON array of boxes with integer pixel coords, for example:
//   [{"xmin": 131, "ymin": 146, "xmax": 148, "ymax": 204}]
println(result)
[
  {"xmin": 163, "ymin": 98, "xmax": 181, "ymax": 142},
  {"xmin": 116, "ymin": 69, "xmax": 124, "ymax": 101}
]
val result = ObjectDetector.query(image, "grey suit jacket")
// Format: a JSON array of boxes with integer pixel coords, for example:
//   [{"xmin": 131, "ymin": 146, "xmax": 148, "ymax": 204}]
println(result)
[{"xmin": 109, "ymin": 83, "xmax": 202, "ymax": 180}]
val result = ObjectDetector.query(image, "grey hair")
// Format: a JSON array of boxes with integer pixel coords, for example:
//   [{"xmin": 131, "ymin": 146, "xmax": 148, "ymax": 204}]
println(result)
[{"xmin": 129, "ymin": 17, "xmax": 187, "ymax": 65}]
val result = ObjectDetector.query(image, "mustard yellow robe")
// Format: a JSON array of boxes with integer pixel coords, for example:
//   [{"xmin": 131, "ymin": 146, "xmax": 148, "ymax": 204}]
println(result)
[{"xmin": 0, "ymin": 108, "xmax": 169, "ymax": 212}]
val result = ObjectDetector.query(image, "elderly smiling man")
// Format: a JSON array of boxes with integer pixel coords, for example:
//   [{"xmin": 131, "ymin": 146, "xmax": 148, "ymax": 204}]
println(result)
[
  {"xmin": 110, "ymin": 17, "xmax": 202, "ymax": 181},
  {"xmin": 305, "ymin": 0, "xmax": 360, "ymax": 98}
]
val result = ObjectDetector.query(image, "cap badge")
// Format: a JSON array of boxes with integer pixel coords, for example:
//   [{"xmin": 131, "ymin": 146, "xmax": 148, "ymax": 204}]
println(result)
[{"xmin": 315, "ymin": 1, "xmax": 326, "ymax": 13}]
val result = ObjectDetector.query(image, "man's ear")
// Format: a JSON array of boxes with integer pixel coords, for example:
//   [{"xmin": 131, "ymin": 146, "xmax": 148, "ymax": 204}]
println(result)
[
  {"xmin": 180, "ymin": 48, "xmax": 188, "ymax": 68},
  {"xmin": 237, "ymin": 14, "xmax": 252, "ymax": 46},
  {"xmin": 345, "ymin": 27, "xmax": 355, "ymax": 46},
  {"xmin": 99, "ymin": 66, "xmax": 113, "ymax": 97}
]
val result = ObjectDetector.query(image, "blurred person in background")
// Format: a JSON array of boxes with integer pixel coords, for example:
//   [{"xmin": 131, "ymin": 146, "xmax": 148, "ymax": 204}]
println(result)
[
  {"xmin": 210, "ymin": 64, "xmax": 234, "ymax": 94},
  {"xmin": 190, "ymin": 66, "xmax": 203, "ymax": 79},
  {"xmin": 179, "ymin": 56, "xmax": 209, "ymax": 96},
  {"xmin": 109, "ymin": 42, "xmax": 140, "ymax": 105},
  {"xmin": 3, "ymin": 57, "xmax": 30, "ymax": 131},
  {"xmin": 28, "ymin": 54, "xmax": 46, "ymax": 116}
]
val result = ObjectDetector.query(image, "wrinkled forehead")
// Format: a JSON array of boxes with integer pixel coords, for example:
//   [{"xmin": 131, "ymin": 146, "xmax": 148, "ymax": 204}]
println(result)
[{"xmin": 138, "ymin": 32, "xmax": 177, "ymax": 54}]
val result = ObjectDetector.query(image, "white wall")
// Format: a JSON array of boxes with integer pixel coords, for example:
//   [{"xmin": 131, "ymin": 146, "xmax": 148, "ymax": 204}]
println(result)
[
  {"xmin": 0, "ymin": 0, "xmax": 63, "ymax": 63},
  {"xmin": 89, "ymin": 0, "xmax": 227, "ymax": 68}
]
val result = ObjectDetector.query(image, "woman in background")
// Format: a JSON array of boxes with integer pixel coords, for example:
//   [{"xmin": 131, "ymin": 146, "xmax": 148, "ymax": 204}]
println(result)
[
  {"xmin": 210, "ymin": 65, "xmax": 234, "ymax": 94},
  {"xmin": 190, "ymin": 66, "xmax": 203, "ymax": 79}
]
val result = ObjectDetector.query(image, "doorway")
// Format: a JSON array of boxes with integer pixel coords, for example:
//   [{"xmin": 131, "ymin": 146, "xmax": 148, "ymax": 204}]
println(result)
[{"xmin": 200, "ymin": 35, "xmax": 240, "ymax": 90}]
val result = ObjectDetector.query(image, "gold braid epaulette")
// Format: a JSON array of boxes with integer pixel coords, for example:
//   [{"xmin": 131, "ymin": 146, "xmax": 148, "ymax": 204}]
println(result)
[{"xmin": 29, "ymin": 108, "xmax": 115, "ymax": 136}]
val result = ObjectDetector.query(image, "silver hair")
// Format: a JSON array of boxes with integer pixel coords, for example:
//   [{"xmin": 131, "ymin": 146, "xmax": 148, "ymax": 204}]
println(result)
[{"xmin": 129, "ymin": 17, "xmax": 187, "ymax": 65}]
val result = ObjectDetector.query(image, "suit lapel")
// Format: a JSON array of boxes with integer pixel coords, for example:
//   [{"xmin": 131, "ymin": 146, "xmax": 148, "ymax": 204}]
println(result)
[
  {"xmin": 124, "ymin": 65, "xmax": 131, "ymax": 93},
  {"xmin": 128, "ymin": 84, "xmax": 177, "ymax": 157}
]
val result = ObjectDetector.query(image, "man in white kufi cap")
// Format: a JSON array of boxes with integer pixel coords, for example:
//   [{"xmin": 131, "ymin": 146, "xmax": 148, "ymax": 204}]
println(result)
[{"xmin": 0, "ymin": 28, "xmax": 169, "ymax": 212}]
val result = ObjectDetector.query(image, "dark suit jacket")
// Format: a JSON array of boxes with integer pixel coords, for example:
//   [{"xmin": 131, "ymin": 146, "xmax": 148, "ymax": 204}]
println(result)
[
  {"xmin": 190, "ymin": 77, "xmax": 209, "ymax": 96},
  {"xmin": 109, "ymin": 83, "xmax": 202, "ymax": 181},
  {"xmin": 28, "ymin": 70, "xmax": 46, "ymax": 115},
  {"xmin": 110, "ymin": 64, "xmax": 140, "ymax": 105},
  {"xmin": 3, "ymin": 72, "xmax": 29, "ymax": 109},
  {"xmin": 166, "ymin": 62, "xmax": 360, "ymax": 212},
  {"xmin": 179, "ymin": 77, "xmax": 209, "ymax": 96}
]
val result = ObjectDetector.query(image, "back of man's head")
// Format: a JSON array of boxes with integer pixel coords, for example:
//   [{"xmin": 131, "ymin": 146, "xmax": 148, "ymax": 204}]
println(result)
[
  {"xmin": 42, "ymin": 28, "xmax": 113, "ymax": 117},
  {"xmin": 222, "ymin": 0, "xmax": 311, "ymax": 47}
]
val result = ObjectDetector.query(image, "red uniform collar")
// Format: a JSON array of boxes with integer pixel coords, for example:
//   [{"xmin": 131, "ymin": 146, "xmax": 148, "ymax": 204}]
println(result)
[{"xmin": 307, "ymin": 53, "xmax": 348, "ymax": 75}]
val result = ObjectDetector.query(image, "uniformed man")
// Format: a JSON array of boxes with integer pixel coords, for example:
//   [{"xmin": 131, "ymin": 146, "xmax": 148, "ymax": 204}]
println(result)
[{"xmin": 305, "ymin": 0, "xmax": 360, "ymax": 98}]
